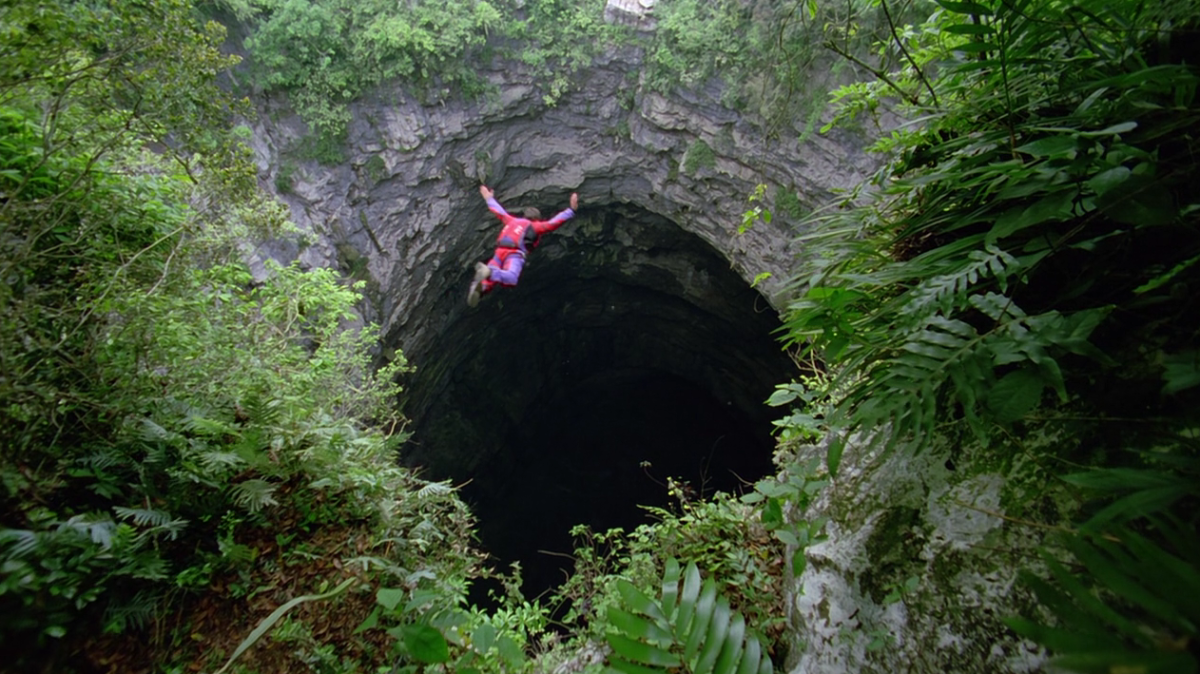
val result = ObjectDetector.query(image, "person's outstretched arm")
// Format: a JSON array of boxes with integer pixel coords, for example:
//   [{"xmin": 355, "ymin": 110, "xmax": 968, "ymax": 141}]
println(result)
[
  {"xmin": 533, "ymin": 192, "xmax": 579, "ymax": 236},
  {"xmin": 480, "ymin": 185, "xmax": 510, "ymax": 218}
]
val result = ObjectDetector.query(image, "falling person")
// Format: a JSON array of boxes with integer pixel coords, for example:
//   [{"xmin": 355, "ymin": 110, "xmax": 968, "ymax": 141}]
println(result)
[{"xmin": 467, "ymin": 185, "xmax": 579, "ymax": 307}]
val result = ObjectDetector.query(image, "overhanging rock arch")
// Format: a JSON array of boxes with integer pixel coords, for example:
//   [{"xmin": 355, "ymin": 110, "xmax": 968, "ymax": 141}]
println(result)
[{"xmin": 246, "ymin": 46, "xmax": 876, "ymax": 592}]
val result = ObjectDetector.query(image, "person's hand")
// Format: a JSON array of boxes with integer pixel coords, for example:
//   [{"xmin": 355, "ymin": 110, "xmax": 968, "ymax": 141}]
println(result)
[
  {"xmin": 480, "ymin": 185, "xmax": 494, "ymax": 200},
  {"xmin": 570, "ymin": 192, "xmax": 578, "ymax": 210}
]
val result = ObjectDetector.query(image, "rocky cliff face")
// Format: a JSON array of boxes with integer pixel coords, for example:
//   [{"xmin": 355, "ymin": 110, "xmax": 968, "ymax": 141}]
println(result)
[
  {"xmin": 245, "ymin": 42, "xmax": 875, "ymax": 574},
  {"xmin": 245, "ymin": 36, "xmax": 1040, "ymax": 674}
]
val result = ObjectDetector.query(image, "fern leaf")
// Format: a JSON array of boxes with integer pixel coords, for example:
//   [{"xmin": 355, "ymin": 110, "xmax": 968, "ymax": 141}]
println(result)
[
  {"xmin": 0, "ymin": 528, "xmax": 38, "ymax": 557},
  {"xmin": 684, "ymin": 579, "xmax": 719, "ymax": 661},
  {"xmin": 661, "ymin": 558, "xmax": 681, "ymax": 619},
  {"xmin": 200, "ymin": 450, "xmax": 244, "ymax": 471},
  {"xmin": 232, "ymin": 479, "xmax": 279, "ymax": 513},
  {"xmin": 606, "ymin": 560, "xmax": 771, "ymax": 674},
  {"xmin": 104, "ymin": 590, "xmax": 161, "ymax": 633},
  {"xmin": 113, "ymin": 506, "xmax": 173, "ymax": 528},
  {"xmin": 185, "ymin": 415, "xmax": 238, "ymax": 437},
  {"xmin": 62, "ymin": 513, "xmax": 116, "ymax": 549},
  {"xmin": 416, "ymin": 481, "xmax": 454, "ymax": 501},
  {"xmin": 714, "ymin": 613, "xmax": 746, "ymax": 674}
]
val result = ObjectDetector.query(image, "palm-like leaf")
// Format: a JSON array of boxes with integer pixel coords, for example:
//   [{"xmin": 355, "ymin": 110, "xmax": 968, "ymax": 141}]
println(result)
[{"xmin": 604, "ymin": 559, "xmax": 772, "ymax": 674}]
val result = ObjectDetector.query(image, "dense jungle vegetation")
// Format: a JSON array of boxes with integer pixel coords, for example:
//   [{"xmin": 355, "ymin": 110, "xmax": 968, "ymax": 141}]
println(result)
[{"xmin": 1, "ymin": 0, "xmax": 1198, "ymax": 673}]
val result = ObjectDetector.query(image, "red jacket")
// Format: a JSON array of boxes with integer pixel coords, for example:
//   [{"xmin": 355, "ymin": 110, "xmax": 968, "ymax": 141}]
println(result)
[{"xmin": 487, "ymin": 196, "xmax": 575, "ymax": 253}]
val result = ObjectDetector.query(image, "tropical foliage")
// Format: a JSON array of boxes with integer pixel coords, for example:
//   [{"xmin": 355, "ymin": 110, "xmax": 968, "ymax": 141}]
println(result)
[
  {"xmin": 603, "ymin": 558, "xmax": 773, "ymax": 674},
  {"xmin": 778, "ymin": 0, "xmax": 1200, "ymax": 670},
  {"xmin": 217, "ymin": 0, "xmax": 620, "ymax": 144},
  {"xmin": 216, "ymin": 0, "xmax": 909, "ymax": 151},
  {"xmin": 0, "ymin": 2, "xmax": 489, "ymax": 671}
]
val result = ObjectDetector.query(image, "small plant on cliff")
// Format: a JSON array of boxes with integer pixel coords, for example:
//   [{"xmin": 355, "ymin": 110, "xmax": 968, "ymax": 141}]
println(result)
[{"xmin": 683, "ymin": 139, "xmax": 717, "ymax": 175}]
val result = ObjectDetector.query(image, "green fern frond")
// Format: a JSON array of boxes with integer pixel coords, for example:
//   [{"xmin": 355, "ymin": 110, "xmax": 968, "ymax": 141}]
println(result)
[
  {"xmin": 113, "ymin": 507, "xmax": 173, "ymax": 528},
  {"xmin": 901, "ymin": 245, "xmax": 1024, "ymax": 321},
  {"xmin": 61, "ymin": 514, "xmax": 118, "ymax": 549},
  {"xmin": 1008, "ymin": 524, "xmax": 1200, "ymax": 674},
  {"xmin": 231, "ymin": 479, "xmax": 279, "ymax": 513},
  {"xmin": 240, "ymin": 394, "xmax": 282, "ymax": 426},
  {"xmin": 200, "ymin": 450, "xmax": 245, "ymax": 471},
  {"xmin": 604, "ymin": 559, "xmax": 773, "ymax": 674},
  {"xmin": 139, "ymin": 418, "xmax": 175, "ymax": 443},
  {"xmin": 104, "ymin": 590, "xmax": 161, "ymax": 633},
  {"xmin": 0, "ymin": 528, "xmax": 39, "ymax": 558},
  {"xmin": 185, "ymin": 415, "xmax": 238, "ymax": 438},
  {"xmin": 416, "ymin": 481, "xmax": 454, "ymax": 502}
]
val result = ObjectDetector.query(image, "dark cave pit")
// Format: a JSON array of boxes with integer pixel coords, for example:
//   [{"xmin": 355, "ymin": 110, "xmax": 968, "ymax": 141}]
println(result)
[{"xmin": 396, "ymin": 202, "xmax": 797, "ymax": 601}]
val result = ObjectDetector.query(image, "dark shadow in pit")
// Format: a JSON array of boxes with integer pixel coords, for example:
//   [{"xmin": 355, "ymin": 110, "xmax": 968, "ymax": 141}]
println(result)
[{"xmin": 461, "ymin": 368, "xmax": 775, "ymax": 605}]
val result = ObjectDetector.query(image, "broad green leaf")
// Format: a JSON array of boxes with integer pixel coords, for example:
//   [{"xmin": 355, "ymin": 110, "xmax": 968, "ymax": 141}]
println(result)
[
  {"xmin": 1120, "ymin": 528, "xmax": 1200, "ymax": 617},
  {"xmin": 766, "ymin": 387, "xmax": 800, "ymax": 406},
  {"xmin": 986, "ymin": 368, "xmax": 1043, "ymax": 422},
  {"xmin": 935, "ymin": 0, "xmax": 993, "ymax": 15},
  {"xmin": 792, "ymin": 551, "xmax": 807, "ymax": 576},
  {"xmin": 1096, "ymin": 175, "xmax": 1175, "ymax": 226},
  {"xmin": 955, "ymin": 41, "xmax": 994, "ymax": 53},
  {"xmin": 606, "ymin": 633, "xmax": 680, "ymax": 667},
  {"xmin": 609, "ymin": 608, "xmax": 673, "ymax": 645},
  {"xmin": 827, "ymin": 436, "xmax": 845, "ymax": 478},
  {"xmin": 1042, "ymin": 554, "xmax": 1141, "ymax": 640},
  {"xmin": 497, "ymin": 635, "xmax": 526, "ymax": 667},
  {"xmin": 1161, "ymin": 350, "xmax": 1200, "ymax": 394},
  {"xmin": 774, "ymin": 529, "xmax": 800, "ymax": 546},
  {"xmin": 989, "ymin": 190, "xmax": 1075, "ymax": 241},
  {"xmin": 1002, "ymin": 617, "xmax": 1114, "ymax": 653},
  {"xmin": 1053, "ymin": 651, "xmax": 1196, "ymax": 674},
  {"xmin": 617, "ymin": 579, "xmax": 668, "ymax": 623},
  {"xmin": 684, "ymin": 580, "xmax": 718, "ymax": 661},
  {"xmin": 943, "ymin": 22, "xmax": 993, "ymax": 35},
  {"xmin": 1017, "ymin": 135, "xmax": 1078, "ymax": 157},
  {"xmin": 1067, "ymin": 537, "xmax": 1184, "ymax": 628},
  {"xmin": 1135, "ymin": 254, "xmax": 1200, "ymax": 295},
  {"xmin": 1079, "ymin": 121, "xmax": 1137, "ymax": 137},
  {"xmin": 1082, "ymin": 485, "xmax": 1191, "ymax": 530},
  {"xmin": 761, "ymin": 498, "xmax": 783, "ymax": 527},
  {"xmin": 736, "ymin": 636, "xmax": 763, "ymax": 674},
  {"xmin": 353, "ymin": 607, "xmax": 380, "ymax": 634},
  {"xmin": 1063, "ymin": 468, "xmax": 1186, "ymax": 492},
  {"xmin": 402, "ymin": 624, "xmax": 450, "ymax": 663},
  {"xmin": 472, "ymin": 623, "xmax": 496, "ymax": 653},
  {"xmin": 661, "ymin": 558, "xmax": 681, "ymax": 619},
  {"xmin": 376, "ymin": 587, "xmax": 406, "ymax": 612},
  {"xmin": 676, "ymin": 562, "xmax": 701, "ymax": 635},
  {"xmin": 756, "ymin": 480, "xmax": 795, "ymax": 499},
  {"xmin": 1087, "ymin": 166, "xmax": 1131, "ymax": 197},
  {"xmin": 714, "ymin": 613, "xmax": 746, "ymax": 674},
  {"xmin": 694, "ymin": 596, "xmax": 732, "ymax": 674},
  {"xmin": 757, "ymin": 650, "xmax": 774, "ymax": 674}
]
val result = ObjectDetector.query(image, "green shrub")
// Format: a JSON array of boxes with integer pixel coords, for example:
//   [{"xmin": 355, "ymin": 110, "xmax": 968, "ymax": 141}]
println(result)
[{"xmin": 683, "ymin": 139, "xmax": 716, "ymax": 175}]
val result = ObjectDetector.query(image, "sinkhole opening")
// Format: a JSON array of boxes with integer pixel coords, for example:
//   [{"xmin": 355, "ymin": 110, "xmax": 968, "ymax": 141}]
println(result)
[
  {"xmin": 460, "ymin": 367, "xmax": 777, "ymax": 605},
  {"xmin": 398, "ymin": 203, "xmax": 797, "ymax": 606}
]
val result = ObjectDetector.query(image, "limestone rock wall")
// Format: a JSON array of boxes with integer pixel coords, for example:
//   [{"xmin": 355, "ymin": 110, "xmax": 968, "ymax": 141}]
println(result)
[
  {"xmin": 777, "ymin": 439, "xmax": 1049, "ymax": 674},
  {"xmin": 245, "ymin": 46, "xmax": 876, "ymax": 369}
]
